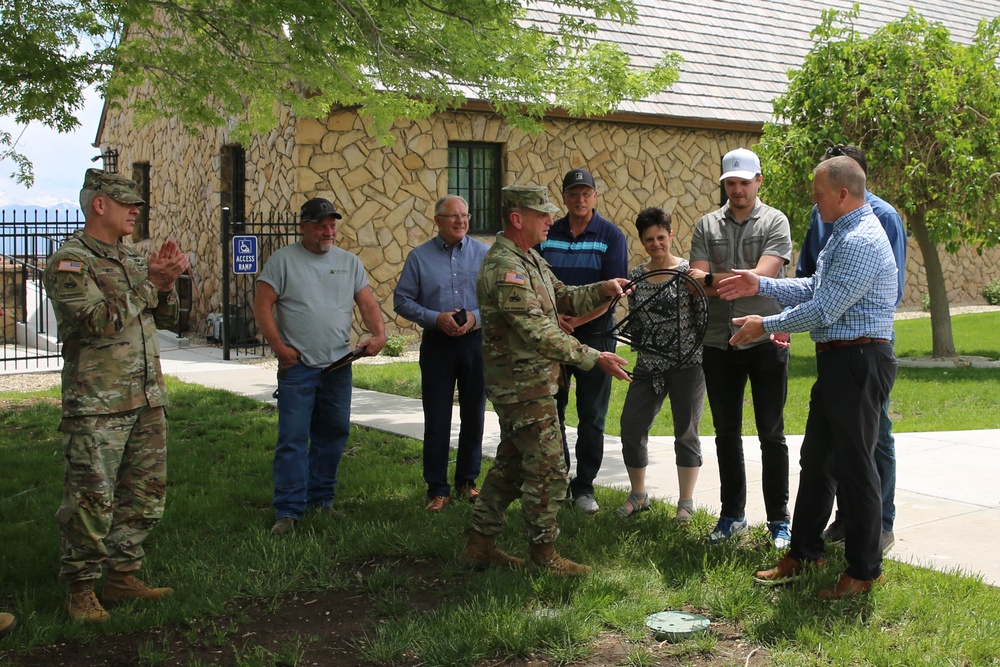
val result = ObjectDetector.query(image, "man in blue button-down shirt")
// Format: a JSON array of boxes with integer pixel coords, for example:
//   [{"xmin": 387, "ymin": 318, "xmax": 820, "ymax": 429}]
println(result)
[
  {"xmin": 797, "ymin": 145, "xmax": 907, "ymax": 554},
  {"xmin": 394, "ymin": 195, "xmax": 489, "ymax": 512},
  {"xmin": 719, "ymin": 156, "xmax": 897, "ymax": 599}
]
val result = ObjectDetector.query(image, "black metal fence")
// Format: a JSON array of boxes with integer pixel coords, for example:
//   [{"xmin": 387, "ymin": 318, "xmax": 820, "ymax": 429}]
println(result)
[
  {"xmin": 1, "ymin": 209, "xmax": 85, "ymax": 371},
  {"xmin": 218, "ymin": 207, "xmax": 299, "ymax": 359}
]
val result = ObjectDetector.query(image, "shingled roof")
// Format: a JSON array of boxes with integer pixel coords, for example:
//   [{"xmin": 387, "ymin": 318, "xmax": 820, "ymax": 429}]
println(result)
[{"xmin": 524, "ymin": 0, "xmax": 1000, "ymax": 128}]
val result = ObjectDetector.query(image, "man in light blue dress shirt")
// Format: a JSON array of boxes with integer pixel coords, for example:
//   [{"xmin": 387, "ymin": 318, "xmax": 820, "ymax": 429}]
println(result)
[
  {"xmin": 394, "ymin": 195, "xmax": 489, "ymax": 511},
  {"xmin": 719, "ymin": 157, "xmax": 898, "ymax": 599}
]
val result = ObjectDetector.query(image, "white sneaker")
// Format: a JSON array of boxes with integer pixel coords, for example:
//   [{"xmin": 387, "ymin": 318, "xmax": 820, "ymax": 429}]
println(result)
[{"xmin": 574, "ymin": 494, "xmax": 599, "ymax": 514}]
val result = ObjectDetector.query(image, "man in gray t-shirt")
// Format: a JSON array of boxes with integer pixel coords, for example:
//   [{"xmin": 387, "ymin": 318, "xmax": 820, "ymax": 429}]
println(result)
[
  {"xmin": 688, "ymin": 148, "xmax": 793, "ymax": 548},
  {"xmin": 254, "ymin": 197, "xmax": 386, "ymax": 536}
]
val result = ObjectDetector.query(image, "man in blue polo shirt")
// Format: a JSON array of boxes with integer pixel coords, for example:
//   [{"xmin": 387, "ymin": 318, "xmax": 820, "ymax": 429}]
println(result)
[
  {"xmin": 796, "ymin": 144, "xmax": 907, "ymax": 554},
  {"xmin": 538, "ymin": 168, "xmax": 628, "ymax": 513}
]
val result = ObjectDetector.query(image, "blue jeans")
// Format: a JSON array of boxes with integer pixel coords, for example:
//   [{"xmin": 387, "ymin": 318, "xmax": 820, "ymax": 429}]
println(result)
[
  {"xmin": 874, "ymin": 396, "xmax": 896, "ymax": 531},
  {"xmin": 557, "ymin": 322, "xmax": 614, "ymax": 498},
  {"xmin": 273, "ymin": 361, "xmax": 352, "ymax": 519},
  {"xmin": 702, "ymin": 343, "xmax": 790, "ymax": 523}
]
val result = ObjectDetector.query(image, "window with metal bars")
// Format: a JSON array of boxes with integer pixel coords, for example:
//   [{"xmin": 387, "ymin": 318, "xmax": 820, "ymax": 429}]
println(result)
[
  {"xmin": 448, "ymin": 142, "xmax": 502, "ymax": 234},
  {"xmin": 221, "ymin": 145, "xmax": 246, "ymax": 233},
  {"xmin": 131, "ymin": 162, "xmax": 151, "ymax": 241}
]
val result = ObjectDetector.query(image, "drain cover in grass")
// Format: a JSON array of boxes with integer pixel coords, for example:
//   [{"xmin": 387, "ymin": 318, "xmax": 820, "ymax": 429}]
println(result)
[{"xmin": 645, "ymin": 611, "xmax": 710, "ymax": 642}]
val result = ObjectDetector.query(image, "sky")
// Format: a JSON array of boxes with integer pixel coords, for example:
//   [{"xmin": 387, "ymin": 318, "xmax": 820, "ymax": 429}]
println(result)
[{"xmin": 0, "ymin": 87, "xmax": 105, "ymax": 209}]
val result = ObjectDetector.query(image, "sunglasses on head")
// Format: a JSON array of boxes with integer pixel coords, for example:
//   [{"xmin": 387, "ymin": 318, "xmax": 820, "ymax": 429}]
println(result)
[{"xmin": 824, "ymin": 145, "xmax": 847, "ymax": 157}]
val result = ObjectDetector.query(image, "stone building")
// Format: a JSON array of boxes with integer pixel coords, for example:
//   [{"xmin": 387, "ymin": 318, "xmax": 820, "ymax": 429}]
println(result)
[{"xmin": 94, "ymin": 0, "xmax": 1000, "ymax": 342}]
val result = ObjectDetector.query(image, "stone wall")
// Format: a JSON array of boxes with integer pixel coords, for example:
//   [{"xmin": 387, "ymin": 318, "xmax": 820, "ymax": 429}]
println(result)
[
  {"xmin": 295, "ymin": 110, "xmax": 762, "ymax": 340},
  {"xmin": 99, "ymin": 98, "xmax": 1000, "ymax": 342},
  {"xmin": 98, "ymin": 87, "xmax": 298, "ymax": 334},
  {"xmin": 899, "ymin": 239, "xmax": 1000, "ymax": 307}
]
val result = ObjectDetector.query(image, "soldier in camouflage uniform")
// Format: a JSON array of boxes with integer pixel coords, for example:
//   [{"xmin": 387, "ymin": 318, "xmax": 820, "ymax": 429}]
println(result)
[
  {"xmin": 463, "ymin": 185, "xmax": 632, "ymax": 576},
  {"xmin": 42, "ymin": 169, "xmax": 189, "ymax": 622}
]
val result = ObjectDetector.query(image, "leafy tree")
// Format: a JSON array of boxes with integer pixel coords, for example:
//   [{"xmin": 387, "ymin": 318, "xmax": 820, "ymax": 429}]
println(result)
[
  {"xmin": 757, "ymin": 6, "xmax": 1000, "ymax": 358},
  {"xmin": 1, "ymin": 0, "xmax": 680, "ymax": 186}
]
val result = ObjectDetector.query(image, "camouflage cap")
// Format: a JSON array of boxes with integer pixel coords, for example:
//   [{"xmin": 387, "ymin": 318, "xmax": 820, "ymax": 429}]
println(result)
[
  {"xmin": 501, "ymin": 185, "xmax": 560, "ymax": 214},
  {"xmin": 82, "ymin": 168, "xmax": 145, "ymax": 205}
]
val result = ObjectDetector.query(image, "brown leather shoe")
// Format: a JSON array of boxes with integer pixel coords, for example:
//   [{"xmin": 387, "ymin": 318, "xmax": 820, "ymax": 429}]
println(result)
[
  {"xmin": 754, "ymin": 554, "xmax": 825, "ymax": 584},
  {"xmin": 463, "ymin": 530, "xmax": 524, "ymax": 569},
  {"xmin": 66, "ymin": 581, "xmax": 110, "ymax": 623},
  {"xmin": 818, "ymin": 573, "xmax": 884, "ymax": 599},
  {"xmin": 103, "ymin": 573, "xmax": 174, "ymax": 604},
  {"xmin": 425, "ymin": 496, "xmax": 450, "ymax": 512},
  {"xmin": 456, "ymin": 484, "xmax": 480, "ymax": 502}
]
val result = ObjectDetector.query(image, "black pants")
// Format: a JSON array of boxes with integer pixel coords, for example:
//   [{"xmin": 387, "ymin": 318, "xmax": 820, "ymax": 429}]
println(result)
[
  {"xmin": 419, "ymin": 330, "xmax": 485, "ymax": 498},
  {"xmin": 702, "ymin": 343, "xmax": 790, "ymax": 522},
  {"xmin": 789, "ymin": 342, "xmax": 897, "ymax": 581}
]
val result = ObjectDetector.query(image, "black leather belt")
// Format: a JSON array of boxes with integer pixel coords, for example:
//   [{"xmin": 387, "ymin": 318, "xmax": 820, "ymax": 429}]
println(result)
[{"xmin": 815, "ymin": 337, "xmax": 891, "ymax": 353}]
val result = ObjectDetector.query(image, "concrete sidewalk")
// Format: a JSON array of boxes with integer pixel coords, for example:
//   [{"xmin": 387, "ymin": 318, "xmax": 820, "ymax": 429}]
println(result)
[{"xmin": 157, "ymin": 340, "xmax": 1000, "ymax": 586}]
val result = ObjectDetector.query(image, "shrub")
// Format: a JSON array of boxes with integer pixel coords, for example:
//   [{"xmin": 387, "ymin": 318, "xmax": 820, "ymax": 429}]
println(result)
[
  {"xmin": 982, "ymin": 279, "xmax": 1000, "ymax": 306},
  {"xmin": 382, "ymin": 335, "xmax": 409, "ymax": 357},
  {"xmin": 921, "ymin": 292, "xmax": 931, "ymax": 312}
]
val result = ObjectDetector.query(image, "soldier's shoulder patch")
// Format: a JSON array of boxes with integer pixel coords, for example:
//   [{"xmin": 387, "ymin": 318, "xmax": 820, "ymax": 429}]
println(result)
[
  {"xmin": 503, "ymin": 271, "xmax": 525, "ymax": 285},
  {"xmin": 56, "ymin": 260, "xmax": 83, "ymax": 273},
  {"xmin": 499, "ymin": 285, "xmax": 528, "ymax": 312}
]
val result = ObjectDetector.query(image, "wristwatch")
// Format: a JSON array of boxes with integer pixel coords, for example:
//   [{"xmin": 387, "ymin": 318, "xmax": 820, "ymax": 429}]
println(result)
[{"xmin": 704, "ymin": 273, "xmax": 714, "ymax": 287}]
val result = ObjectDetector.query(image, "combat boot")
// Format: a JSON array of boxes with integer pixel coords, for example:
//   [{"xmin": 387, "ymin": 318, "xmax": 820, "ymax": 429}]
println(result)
[
  {"xmin": 102, "ymin": 573, "xmax": 174, "ymax": 604},
  {"xmin": 0, "ymin": 612, "xmax": 16, "ymax": 637},
  {"xmin": 529, "ymin": 542, "xmax": 592, "ymax": 576},
  {"xmin": 66, "ymin": 580, "xmax": 110, "ymax": 623},
  {"xmin": 463, "ymin": 530, "xmax": 524, "ymax": 569}
]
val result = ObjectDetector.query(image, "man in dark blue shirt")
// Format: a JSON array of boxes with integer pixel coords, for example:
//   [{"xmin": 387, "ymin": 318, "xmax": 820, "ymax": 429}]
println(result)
[
  {"xmin": 796, "ymin": 145, "xmax": 907, "ymax": 554},
  {"xmin": 538, "ymin": 168, "xmax": 628, "ymax": 513}
]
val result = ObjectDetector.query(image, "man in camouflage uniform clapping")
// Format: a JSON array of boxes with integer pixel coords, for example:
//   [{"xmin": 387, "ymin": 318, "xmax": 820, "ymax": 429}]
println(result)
[
  {"xmin": 43, "ymin": 169, "xmax": 189, "ymax": 622},
  {"xmin": 463, "ymin": 185, "xmax": 632, "ymax": 576}
]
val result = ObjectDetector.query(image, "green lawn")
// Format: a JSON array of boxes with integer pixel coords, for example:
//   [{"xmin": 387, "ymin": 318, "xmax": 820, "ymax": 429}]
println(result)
[
  {"xmin": 1, "ymin": 380, "xmax": 999, "ymax": 665},
  {"xmin": 356, "ymin": 311, "xmax": 1000, "ymax": 435}
]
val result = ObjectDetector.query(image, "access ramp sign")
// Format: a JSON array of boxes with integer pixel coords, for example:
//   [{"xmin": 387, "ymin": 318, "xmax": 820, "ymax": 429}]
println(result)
[{"xmin": 233, "ymin": 235, "xmax": 258, "ymax": 274}]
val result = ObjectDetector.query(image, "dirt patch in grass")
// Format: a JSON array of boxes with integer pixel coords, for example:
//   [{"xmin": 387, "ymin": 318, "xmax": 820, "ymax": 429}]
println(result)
[{"xmin": 2, "ymin": 558, "xmax": 769, "ymax": 667}]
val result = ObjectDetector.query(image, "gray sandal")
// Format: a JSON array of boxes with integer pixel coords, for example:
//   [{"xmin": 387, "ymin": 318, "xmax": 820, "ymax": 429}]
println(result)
[
  {"xmin": 673, "ymin": 499, "xmax": 695, "ymax": 524},
  {"xmin": 616, "ymin": 492, "xmax": 650, "ymax": 518}
]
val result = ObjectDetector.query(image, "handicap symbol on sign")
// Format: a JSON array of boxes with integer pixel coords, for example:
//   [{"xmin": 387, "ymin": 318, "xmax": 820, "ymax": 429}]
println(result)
[{"xmin": 239, "ymin": 240, "xmax": 252, "ymax": 254}]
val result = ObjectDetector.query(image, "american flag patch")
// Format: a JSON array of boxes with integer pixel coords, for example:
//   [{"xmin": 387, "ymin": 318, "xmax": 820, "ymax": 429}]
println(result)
[
  {"xmin": 57, "ymin": 260, "xmax": 82, "ymax": 273},
  {"xmin": 503, "ymin": 271, "xmax": 525, "ymax": 285}
]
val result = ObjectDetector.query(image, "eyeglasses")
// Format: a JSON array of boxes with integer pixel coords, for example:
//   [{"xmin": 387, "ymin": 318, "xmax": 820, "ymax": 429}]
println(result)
[
  {"xmin": 563, "ymin": 190, "xmax": 595, "ymax": 200},
  {"xmin": 437, "ymin": 213, "xmax": 470, "ymax": 221},
  {"xmin": 825, "ymin": 145, "xmax": 847, "ymax": 157}
]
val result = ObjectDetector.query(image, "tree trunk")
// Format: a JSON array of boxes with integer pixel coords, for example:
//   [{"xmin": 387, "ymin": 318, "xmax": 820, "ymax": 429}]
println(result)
[{"xmin": 908, "ymin": 209, "xmax": 956, "ymax": 357}]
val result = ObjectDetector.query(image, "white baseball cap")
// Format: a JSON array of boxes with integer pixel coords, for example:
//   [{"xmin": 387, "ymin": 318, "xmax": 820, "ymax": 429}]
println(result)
[{"xmin": 720, "ymin": 148, "xmax": 761, "ymax": 181}]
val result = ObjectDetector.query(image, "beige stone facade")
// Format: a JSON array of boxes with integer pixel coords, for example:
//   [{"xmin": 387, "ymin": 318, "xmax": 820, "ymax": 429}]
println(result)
[{"xmin": 97, "ymin": 101, "xmax": 1000, "ymax": 343}]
